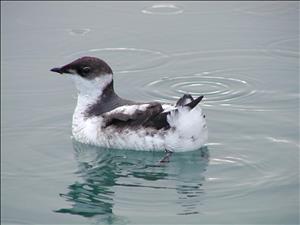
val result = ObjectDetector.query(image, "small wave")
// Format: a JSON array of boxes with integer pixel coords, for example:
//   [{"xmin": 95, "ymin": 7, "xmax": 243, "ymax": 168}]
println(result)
[
  {"xmin": 65, "ymin": 47, "xmax": 170, "ymax": 74},
  {"xmin": 142, "ymin": 3, "xmax": 183, "ymax": 15}
]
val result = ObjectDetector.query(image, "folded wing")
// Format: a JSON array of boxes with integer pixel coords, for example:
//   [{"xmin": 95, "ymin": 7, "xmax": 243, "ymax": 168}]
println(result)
[{"xmin": 102, "ymin": 95, "xmax": 204, "ymax": 130}]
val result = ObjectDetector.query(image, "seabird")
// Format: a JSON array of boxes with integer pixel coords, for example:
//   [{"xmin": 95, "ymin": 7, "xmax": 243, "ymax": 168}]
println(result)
[{"xmin": 50, "ymin": 56, "xmax": 208, "ymax": 151}]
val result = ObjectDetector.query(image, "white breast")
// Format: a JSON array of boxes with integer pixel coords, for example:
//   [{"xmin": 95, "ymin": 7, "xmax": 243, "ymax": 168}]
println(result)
[
  {"xmin": 70, "ymin": 74, "xmax": 207, "ymax": 151},
  {"xmin": 72, "ymin": 105, "xmax": 207, "ymax": 152}
]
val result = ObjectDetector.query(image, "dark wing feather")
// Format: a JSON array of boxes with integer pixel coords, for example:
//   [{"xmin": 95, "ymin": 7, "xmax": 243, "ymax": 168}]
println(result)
[
  {"xmin": 102, "ymin": 102, "xmax": 168, "ymax": 129},
  {"xmin": 146, "ymin": 95, "xmax": 204, "ymax": 129},
  {"xmin": 176, "ymin": 94, "xmax": 194, "ymax": 106},
  {"xmin": 102, "ymin": 95, "xmax": 204, "ymax": 130},
  {"xmin": 142, "ymin": 111, "xmax": 170, "ymax": 130},
  {"xmin": 184, "ymin": 95, "xmax": 203, "ymax": 109}
]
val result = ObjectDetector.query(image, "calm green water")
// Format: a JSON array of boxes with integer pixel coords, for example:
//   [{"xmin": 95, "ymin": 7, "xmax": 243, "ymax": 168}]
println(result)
[{"xmin": 1, "ymin": 1, "xmax": 299, "ymax": 224}]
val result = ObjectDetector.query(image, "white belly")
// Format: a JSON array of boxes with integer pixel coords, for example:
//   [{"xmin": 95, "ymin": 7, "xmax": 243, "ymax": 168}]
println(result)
[{"xmin": 72, "ymin": 106, "xmax": 208, "ymax": 152}]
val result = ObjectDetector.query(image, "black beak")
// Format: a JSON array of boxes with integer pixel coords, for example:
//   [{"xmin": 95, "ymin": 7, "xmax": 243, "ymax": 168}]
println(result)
[{"xmin": 50, "ymin": 67, "xmax": 64, "ymax": 74}]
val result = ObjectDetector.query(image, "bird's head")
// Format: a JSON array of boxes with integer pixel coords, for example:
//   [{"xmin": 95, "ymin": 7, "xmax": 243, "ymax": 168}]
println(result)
[{"xmin": 51, "ymin": 57, "xmax": 113, "ymax": 96}]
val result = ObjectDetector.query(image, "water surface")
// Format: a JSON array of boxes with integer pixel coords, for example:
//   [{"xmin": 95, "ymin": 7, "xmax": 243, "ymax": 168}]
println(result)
[{"xmin": 1, "ymin": 1, "xmax": 299, "ymax": 224}]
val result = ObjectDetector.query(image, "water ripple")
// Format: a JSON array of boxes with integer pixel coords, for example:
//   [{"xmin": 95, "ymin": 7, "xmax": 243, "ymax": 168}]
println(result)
[
  {"xmin": 266, "ymin": 37, "xmax": 299, "ymax": 59},
  {"xmin": 66, "ymin": 47, "xmax": 170, "ymax": 74},
  {"xmin": 142, "ymin": 3, "xmax": 184, "ymax": 15},
  {"xmin": 206, "ymin": 152, "xmax": 298, "ymax": 200},
  {"xmin": 137, "ymin": 48, "xmax": 298, "ymax": 112},
  {"xmin": 68, "ymin": 28, "xmax": 91, "ymax": 36},
  {"xmin": 235, "ymin": 2, "xmax": 298, "ymax": 15},
  {"xmin": 145, "ymin": 72, "xmax": 254, "ymax": 104},
  {"xmin": 53, "ymin": 139, "xmax": 298, "ymax": 221}
]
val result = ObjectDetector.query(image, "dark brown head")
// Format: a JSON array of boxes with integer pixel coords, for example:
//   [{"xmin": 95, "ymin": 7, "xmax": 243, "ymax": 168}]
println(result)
[{"xmin": 50, "ymin": 56, "xmax": 113, "ymax": 79}]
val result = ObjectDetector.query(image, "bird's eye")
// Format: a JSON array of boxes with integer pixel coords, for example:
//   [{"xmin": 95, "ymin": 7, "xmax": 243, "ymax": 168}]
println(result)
[{"xmin": 82, "ymin": 66, "xmax": 91, "ymax": 74}]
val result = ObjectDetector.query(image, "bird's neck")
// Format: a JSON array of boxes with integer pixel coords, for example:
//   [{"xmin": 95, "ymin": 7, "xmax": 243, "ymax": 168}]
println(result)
[{"xmin": 72, "ymin": 74, "xmax": 114, "ymax": 118}]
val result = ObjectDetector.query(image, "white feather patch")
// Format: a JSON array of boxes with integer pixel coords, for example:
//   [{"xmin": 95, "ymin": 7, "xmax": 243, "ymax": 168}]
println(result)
[
  {"xmin": 162, "ymin": 104, "xmax": 176, "ymax": 113},
  {"xmin": 71, "ymin": 74, "xmax": 112, "ymax": 115},
  {"xmin": 72, "ymin": 106, "xmax": 207, "ymax": 152},
  {"xmin": 106, "ymin": 104, "xmax": 150, "ymax": 116},
  {"xmin": 70, "ymin": 74, "xmax": 208, "ymax": 151},
  {"xmin": 165, "ymin": 106, "xmax": 208, "ymax": 151}
]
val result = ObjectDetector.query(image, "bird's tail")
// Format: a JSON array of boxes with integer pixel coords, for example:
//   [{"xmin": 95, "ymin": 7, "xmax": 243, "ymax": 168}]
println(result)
[
  {"xmin": 176, "ymin": 94, "xmax": 204, "ymax": 110},
  {"xmin": 165, "ymin": 94, "xmax": 207, "ymax": 152}
]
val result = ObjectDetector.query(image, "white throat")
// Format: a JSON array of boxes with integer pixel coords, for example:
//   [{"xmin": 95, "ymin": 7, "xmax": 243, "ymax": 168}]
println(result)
[{"xmin": 72, "ymin": 74, "xmax": 113, "ymax": 116}]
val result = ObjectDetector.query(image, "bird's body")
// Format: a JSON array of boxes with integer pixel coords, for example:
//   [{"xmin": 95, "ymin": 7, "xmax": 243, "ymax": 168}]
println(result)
[{"xmin": 51, "ymin": 57, "xmax": 208, "ymax": 152}]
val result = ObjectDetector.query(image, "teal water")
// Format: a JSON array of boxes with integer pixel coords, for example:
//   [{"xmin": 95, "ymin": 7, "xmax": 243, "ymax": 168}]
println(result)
[{"xmin": 1, "ymin": 2, "xmax": 299, "ymax": 224}]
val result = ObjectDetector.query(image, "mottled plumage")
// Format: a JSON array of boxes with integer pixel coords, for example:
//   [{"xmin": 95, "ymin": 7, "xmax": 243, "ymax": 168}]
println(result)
[{"xmin": 51, "ymin": 57, "xmax": 208, "ymax": 151}]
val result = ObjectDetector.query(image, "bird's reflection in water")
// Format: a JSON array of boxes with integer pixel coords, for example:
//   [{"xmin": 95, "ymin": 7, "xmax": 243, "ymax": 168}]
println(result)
[{"xmin": 55, "ymin": 140, "xmax": 209, "ymax": 223}]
